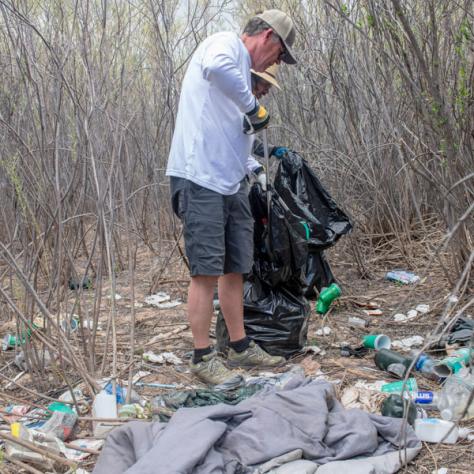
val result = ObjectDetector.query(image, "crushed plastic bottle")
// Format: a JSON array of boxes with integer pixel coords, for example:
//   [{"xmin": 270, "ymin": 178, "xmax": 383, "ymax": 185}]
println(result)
[
  {"xmin": 415, "ymin": 353, "xmax": 436, "ymax": 373},
  {"xmin": 385, "ymin": 270, "xmax": 420, "ymax": 285},
  {"xmin": 437, "ymin": 368, "xmax": 474, "ymax": 421}
]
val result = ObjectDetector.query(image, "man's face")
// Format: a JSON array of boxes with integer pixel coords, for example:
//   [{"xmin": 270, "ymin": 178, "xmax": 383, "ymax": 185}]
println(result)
[
  {"xmin": 251, "ymin": 29, "xmax": 284, "ymax": 72},
  {"xmin": 253, "ymin": 79, "xmax": 272, "ymax": 99}
]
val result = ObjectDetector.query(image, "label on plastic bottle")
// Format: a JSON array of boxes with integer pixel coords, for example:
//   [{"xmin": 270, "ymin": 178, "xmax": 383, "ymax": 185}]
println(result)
[{"xmin": 413, "ymin": 391, "xmax": 434, "ymax": 404}]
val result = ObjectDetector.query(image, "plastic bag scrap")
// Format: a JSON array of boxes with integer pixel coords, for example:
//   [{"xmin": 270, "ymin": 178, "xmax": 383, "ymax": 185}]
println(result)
[{"xmin": 216, "ymin": 277, "xmax": 310, "ymax": 358}]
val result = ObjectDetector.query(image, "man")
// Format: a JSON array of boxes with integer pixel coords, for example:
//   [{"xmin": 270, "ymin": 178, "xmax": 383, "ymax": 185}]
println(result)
[
  {"xmin": 166, "ymin": 10, "xmax": 297, "ymax": 385},
  {"xmin": 247, "ymin": 64, "xmax": 290, "ymax": 189}
]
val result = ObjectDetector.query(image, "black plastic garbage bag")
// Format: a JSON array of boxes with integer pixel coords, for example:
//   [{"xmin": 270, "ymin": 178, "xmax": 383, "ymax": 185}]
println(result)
[
  {"xmin": 249, "ymin": 184, "xmax": 308, "ymax": 289},
  {"xmin": 274, "ymin": 151, "xmax": 352, "ymax": 250},
  {"xmin": 216, "ymin": 277, "xmax": 310, "ymax": 358},
  {"xmin": 302, "ymin": 251, "xmax": 336, "ymax": 297}
]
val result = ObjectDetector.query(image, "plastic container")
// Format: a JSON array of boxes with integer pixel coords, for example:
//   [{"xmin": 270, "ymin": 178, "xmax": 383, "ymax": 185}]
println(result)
[
  {"xmin": 316, "ymin": 283, "xmax": 341, "ymax": 314},
  {"xmin": 414, "ymin": 418, "xmax": 460, "ymax": 444},
  {"xmin": 92, "ymin": 390, "xmax": 118, "ymax": 437},
  {"xmin": 381, "ymin": 378, "xmax": 418, "ymax": 393},
  {"xmin": 348, "ymin": 316, "xmax": 368, "ymax": 328},
  {"xmin": 437, "ymin": 369, "xmax": 474, "ymax": 421},
  {"xmin": 375, "ymin": 349, "xmax": 413, "ymax": 378},
  {"xmin": 104, "ymin": 381, "xmax": 140, "ymax": 404},
  {"xmin": 363, "ymin": 334, "xmax": 391, "ymax": 350},
  {"xmin": 433, "ymin": 348, "xmax": 472, "ymax": 377},
  {"xmin": 381, "ymin": 394, "xmax": 417, "ymax": 425}
]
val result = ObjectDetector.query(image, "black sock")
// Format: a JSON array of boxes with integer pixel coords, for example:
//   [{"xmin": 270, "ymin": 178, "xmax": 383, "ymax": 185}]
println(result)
[
  {"xmin": 193, "ymin": 346, "xmax": 213, "ymax": 364},
  {"xmin": 229, "ymin": 337, "xmax": 250, "ymax": 353}
]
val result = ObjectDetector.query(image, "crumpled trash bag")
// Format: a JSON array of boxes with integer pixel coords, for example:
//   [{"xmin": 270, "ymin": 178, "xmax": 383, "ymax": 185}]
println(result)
[
  {"xmin": 273, "ymin": 151, "xmax": 351, "ymax": 295},
  {"xmin": 274, "ymin": 151, "xmax": 352, "ymax": 250},
  {"xmin": 216, "ymin": 277, "xmax": 310, "ymax": 358},
  {"xmin": 302, "ymin": 251, "xmax": 336, "ymax": 297},
  {"xmin": 249, "ymin": 184, "xmax": 308, "ymax": 289}
]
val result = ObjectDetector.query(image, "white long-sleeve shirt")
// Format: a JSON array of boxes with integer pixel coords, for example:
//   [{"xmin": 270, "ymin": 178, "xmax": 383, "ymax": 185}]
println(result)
[{"xmin": 166, "ymin": 32, "xmax": 256, "ymax": 195}]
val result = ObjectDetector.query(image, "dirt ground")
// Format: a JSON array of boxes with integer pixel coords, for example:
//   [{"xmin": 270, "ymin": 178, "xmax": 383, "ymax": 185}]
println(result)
[{"xmin": 0, "ymin": 237, "xmax": 473, "ymax": 473}]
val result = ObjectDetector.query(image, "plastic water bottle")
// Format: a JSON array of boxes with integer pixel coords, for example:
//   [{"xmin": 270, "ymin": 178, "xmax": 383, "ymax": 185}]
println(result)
[
  {"xmin": 413, "ymin": 352, "xmax": 436, "ymax": 374},
  {"xmin": 411, "ymin": 391, "xmax": 439, "ymax": 410},
  {"xmin": 437, "ymin": 369, "xmax": 474, "ymax": 421}
]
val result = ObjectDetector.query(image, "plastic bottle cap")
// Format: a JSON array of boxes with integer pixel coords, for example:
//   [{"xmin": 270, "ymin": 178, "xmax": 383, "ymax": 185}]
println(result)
[{"xmin": 440, "ymin": 408, "xmax": 453, "ymax": 421}]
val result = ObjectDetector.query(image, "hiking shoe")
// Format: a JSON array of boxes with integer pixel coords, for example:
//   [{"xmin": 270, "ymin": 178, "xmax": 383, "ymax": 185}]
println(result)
[
  {"xmin": 227, "ymin": 341, "xmax": 285, "ymax": 369},
  {"xmin": 190, "ymin": 352, "xmax": 243, "ymax": 386}
]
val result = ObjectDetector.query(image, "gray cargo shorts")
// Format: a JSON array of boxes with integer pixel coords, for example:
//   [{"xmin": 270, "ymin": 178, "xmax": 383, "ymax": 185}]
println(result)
[{"xmin": 170, "ymin": 177, "xmax": 253, "ymax": 277}]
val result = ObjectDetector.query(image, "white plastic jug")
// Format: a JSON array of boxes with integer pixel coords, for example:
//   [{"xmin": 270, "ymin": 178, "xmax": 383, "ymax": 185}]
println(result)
[
  {"xmin": 92, "ymin": 390, "xmax": 118, "ymax": 437},
  {"xmin": 414, "ymin": 418, "xmax": 460, "ymax": 444}
]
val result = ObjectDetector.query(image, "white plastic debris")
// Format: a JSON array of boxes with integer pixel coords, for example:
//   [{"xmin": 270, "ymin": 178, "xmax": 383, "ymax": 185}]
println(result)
[
  {"xmin": 154, "ymin": 300, "xmax": 182, "ymax": 309},
  {"xmin": 354, "ymin": 379, "xmax": 387, "ymax": 392},
  {"xmin": 392, "ymin": 335, "xmax": 424, "ymax": 350},
  {"xmin": 415, "ymin": 304, "xmax": 430, "ymax": 314},
  {"xmin": 363, "ymin": 309, "xmax": 383, "ymax": 316},
  {"xmin": 130, "ymin": 371, "xmax": 151, "ymax": 384},
  {"xmin": 143, "ymin": 351, "xmax": 183, "ymax": 365},
  {"xmin": 394, "ymin": 313, "xmax": 407, "ymax": 322},
  {"xmin": 143, "ymin": 291, "xmax": 183, "ymax": 309},
  {"xmin": 107, "ymin": 293, "xmax": 122, "ymax": 300},
  {"xmin": 63, "ymin": 439, "xmax": 104, "ymax": 461},
  {"xmin": 144, "ymin": 292, "xmax": 170, "ymax": 306},
  {"xmin": 432, "ymin": 468, "xmax": 448, "ymax": 474},
  {"xmin": 316, "ymin": 326, "xmax": 331, "ymax": 336},
  {"xmin": 394, "ymin": 310, "xmax": 419, "ymax": 322},
  {"xmin": 303, "ymin": 345, "xmax": 322, "ymax": 355},
  {"xmin": 448, "ymin": 295, "xmax": 459, "ymax": 304},
  {"xmin": 341, "ymin": 386, "xmax": 385, "ymax": 412}
]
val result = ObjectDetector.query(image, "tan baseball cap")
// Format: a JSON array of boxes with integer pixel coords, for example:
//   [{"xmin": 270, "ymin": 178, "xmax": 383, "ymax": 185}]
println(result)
[
  {"xmin": 256, "ymin": 9, "xmax": 297, "ymax": 64},
  {"xmin": 251, "ymin": 64, "xmax": 281, "ymax": 90}
]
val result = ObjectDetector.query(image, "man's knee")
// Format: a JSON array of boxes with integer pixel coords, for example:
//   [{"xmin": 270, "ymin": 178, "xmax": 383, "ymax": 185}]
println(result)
[{"xmin": 191, "ymin": 274, "xmax": 219, "ymax": 289}]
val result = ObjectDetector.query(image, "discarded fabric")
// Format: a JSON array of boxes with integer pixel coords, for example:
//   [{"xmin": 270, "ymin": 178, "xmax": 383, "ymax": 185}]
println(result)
[{"xmin": 93, "ymin": 378, "xmax": 421, "ymax": 474}]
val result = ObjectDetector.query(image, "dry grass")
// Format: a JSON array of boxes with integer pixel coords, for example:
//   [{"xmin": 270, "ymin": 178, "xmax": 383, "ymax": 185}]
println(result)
[{"xmin": 1, "ymin": 229, "xmax": 473, "ymax": 472}]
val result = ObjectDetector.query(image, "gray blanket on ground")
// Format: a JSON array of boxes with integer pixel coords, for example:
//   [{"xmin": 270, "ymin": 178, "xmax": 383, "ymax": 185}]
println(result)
[{"xmin": 93, "ymin": 378, "xmax": 421, "ymax": 474}]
